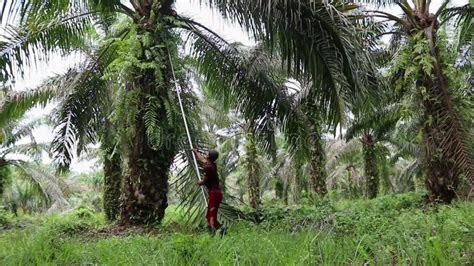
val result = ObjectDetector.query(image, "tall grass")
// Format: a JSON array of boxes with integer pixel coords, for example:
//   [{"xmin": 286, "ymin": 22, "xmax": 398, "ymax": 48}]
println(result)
[{"xmin": 1, "ymin": 194, "xmax": 473, "ymax": 265}]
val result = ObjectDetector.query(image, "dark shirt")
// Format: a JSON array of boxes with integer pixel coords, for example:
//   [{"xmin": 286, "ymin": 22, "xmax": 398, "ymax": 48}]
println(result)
[{"xmin": 201, "ymin": 161, "xmax": 220, "ymax": 191}]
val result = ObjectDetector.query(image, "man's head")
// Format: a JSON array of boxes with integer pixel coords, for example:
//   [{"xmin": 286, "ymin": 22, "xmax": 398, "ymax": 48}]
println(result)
[{"xmin": 207, "ymin": 150, "xmax": 219, "ymax": 162}]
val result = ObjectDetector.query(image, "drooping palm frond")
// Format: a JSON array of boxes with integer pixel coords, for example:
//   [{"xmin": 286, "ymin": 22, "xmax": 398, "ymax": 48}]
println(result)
[
  {"xmin": 259, "ymin": 144, "xmax": 289, "ymax": 197},
  {"xmin": 0, "ymin": 119, "xmax": 64, "ymax": 209},
  {"xmin": 171, "ymin": 151, "xmax": 207, "ymax": 225},
  {"xmin": 432, "ymin": 106, "xmax": 474, "ymax": 183},
  {"xmin": 6, "ymin": 160, "xmax": 69, "ymax": 207},
  {"xmin": 0, "ymin": 0, "xmax": 131, "ymax": 85},
  {"xmin": 1, "ymin": 0, "xmax": 122, "ymax": 24},
  {"xmin": 0, "ymin": 117, "xmax": 42, "ymax": 146},
  {"xmin": 0, "ymin": 75, "xmax": 66, "ymax": 128},
  {"xmin": 50, "ymin": 65, "xmax": 108, "ymax": 170},
  {"xmin": 346, "ymin": 102, "xmax": 402, "ymax": 142},
  {"xmin": 325, "ymin": 138, "xmax": 364, "ymax": 193},
  {"xmin": 1, "ymin": 142, "xmax": 49, "ymax": 159},
  {"xmin": 199, "ymin": 0, "xmax": 375, "ymax": 128},
  {"xmin": 441, "ymin": 2, "xmax": 474, "ymax": 49},
  {"xmin": 0, "ymin": 117, "xmax": 49, "ymax": 161},
  {"xmin": 184, "ymin": 22, "xmax": 309, "ymax": 157},
  {"xmin": 395, "ymin": 158, "xmax": 421, "ymax": 192},
  {"xmin": 326, "ymin": 138, "xmax": 362, "ymax": 171},
  {"xmin": 48, "ymin": 24, "xmax": 129, "ymax": 170},
  {"xmin": 0, "ymin": 12, "xmax": 93, "ymax": 83}
]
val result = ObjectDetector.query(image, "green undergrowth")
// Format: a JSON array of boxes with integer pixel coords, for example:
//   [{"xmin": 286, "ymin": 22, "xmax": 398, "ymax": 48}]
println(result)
[
  {"xmin": 0, "ymin": 208, "xmax": 13, "ymax": 230},
  {"xmin": 1, "ymin": 193, "xmax": 473, "ymax": 265}
]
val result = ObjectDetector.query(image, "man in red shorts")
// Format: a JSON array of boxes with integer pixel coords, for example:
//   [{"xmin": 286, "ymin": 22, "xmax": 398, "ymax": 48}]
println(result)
[{"xmin": 193, "ymin": 149, "xmax": 223, "ymax": 234}]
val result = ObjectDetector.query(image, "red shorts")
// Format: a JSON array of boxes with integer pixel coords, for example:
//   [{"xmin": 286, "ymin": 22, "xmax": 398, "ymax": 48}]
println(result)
[{"xmin": 206, "ymin": 189, "xmax": 222, "ymax": 226}]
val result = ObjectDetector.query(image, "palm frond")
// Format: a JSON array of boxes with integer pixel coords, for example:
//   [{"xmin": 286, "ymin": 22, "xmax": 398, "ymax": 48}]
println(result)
[
  {"xmin": 346, "ymin": 103, "xmax": 402, "ymax": 141},
  {"xmin": 172, "ymin": 139, "xmax": 250, "ymax": 226},
  {"xmin": 432, "ymin": 107, "xmax": 474, "ymax": 182},
  {"xmin": 352, "ymin": 0, "xmax": 397, "ymax": 8},
  {"xmin": 49, "ymin": 27, "xmax": 128, "ymax": 170},
  {"xmin": 441, "ymin": 3, "xmax": 474, "ymax": 49},
  {"xmin": 0, "ymin": 75, "xmax": 66, "ymax": 128},
  {"xmin": 0, "ymin": 11, "xmax": 94, "ymax": 83},
  {"xmin": 0, "ymin": 142, "xmax": 48, "ymax": 159},
  {"xmin": 1, "ymin": 0, "xmax": 129, "ymax": 84},
  {"xmin": 1, "ymin": 117, "xmax": 46, "ymax": 146},
  {"xmin": 50, "ymin": 65, "xmax": 108, "ymax": 171},
  {"xmin": 326, "ymin": 138, "xmax": 362, "ymax": 171},
  {"xmin": 396, "ymin": 159, "xmax": 421, "ymax": 192},
  {"xmin": 185, "ymin": 22, "xmax": 308, "ymax": 156},
  {"xmin": 200, "ymin": 0, "xmax": 375, "ymax": 127},
  {"xmin": 9, "ymin": 160, "xmax": 69, "ymax": 207}
]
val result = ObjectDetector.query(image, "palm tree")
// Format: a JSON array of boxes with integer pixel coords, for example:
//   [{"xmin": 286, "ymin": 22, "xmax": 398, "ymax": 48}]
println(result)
[
  {"xmin": 296, "ymin": 91, "xmax": 329, "ymax": 198},
  {"xmin": 2, "ymin": 0, "xmax": 373, "ymax": 225},
  {"xmin": 346, "ymin": 102, "xmax": 402, "ymax": 198},
  {"xmin": 360, "ymin": 0, "xmax": 474, "ymax": 202}
]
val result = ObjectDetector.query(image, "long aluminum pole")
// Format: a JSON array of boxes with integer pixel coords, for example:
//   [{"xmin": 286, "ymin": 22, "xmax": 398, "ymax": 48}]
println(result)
[{"xmin": 167, "ymin": 49, "xmax": 208, "ymax": 206}]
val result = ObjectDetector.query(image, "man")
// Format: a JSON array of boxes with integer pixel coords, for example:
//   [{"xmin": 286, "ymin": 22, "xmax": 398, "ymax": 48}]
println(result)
[{"xmin": 193, "ymin": 149, "xmax": 223, "ymax": 234}]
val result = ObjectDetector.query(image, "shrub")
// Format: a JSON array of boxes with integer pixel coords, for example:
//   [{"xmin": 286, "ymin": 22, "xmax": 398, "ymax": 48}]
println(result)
[
  {"xmin": 0, "ymin": 207, "xmax": 13, "ymax": 230},
  {"xmin": 45, "ymin": 206, "xmax": 104, "ymax": 236}
]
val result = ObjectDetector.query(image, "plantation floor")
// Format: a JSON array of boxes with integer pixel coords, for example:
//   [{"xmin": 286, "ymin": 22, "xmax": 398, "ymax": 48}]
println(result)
[{"xmin": 1, "ymin": 194, "xmax": 473, "ymax": 265}]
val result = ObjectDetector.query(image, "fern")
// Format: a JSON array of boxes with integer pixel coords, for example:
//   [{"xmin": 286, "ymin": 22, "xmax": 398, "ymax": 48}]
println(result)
[{"xmin": 144, "ymin": 95, "xmax": 163, "ymax": 150}]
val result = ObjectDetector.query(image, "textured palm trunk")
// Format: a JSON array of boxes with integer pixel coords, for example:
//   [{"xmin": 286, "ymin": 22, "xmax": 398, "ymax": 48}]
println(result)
[
  {"xmin": 119, "ymin": 3, "xmax": 178, "ymax": 224},
  {"xmin": 119, "ymin": 65, "xmax": 177, "ymax": 223},
  {"xmin": 421, "ymin": 81, "xmax": 459, "ymax": 202},
  {"xmin": 120, "ymin": 126, "xmax": 174, "ymax": 224},
  {"xmin": 420, "ymin": 29, "xmax": 459, "ymax": 203},
  {"xmin": 283, "ymin": 178, "xmax": 289, "ymax": 205},
  {"xmin": 362, "ymin": 133, "xmax": 378, "ymax": 199},
  {"xmin": 303, "ymin": 105, "xmax": 328, "ymax": 197},
  {"xmin": 401, "ymin": 8, "xmax": 473, "ymax": 202},
  {"xmin": 416, "ymin": 22, "xmax": 469, "ymax": 203},
  {"xmin": 103, "ymin": 147, "xmax": 122, "ymax": 222},
  {"xmin": 308, "ymin": 131, "xmax": 328, "ymax": 197},
  {"xmin": 119, "ymin": 56, "xmax": 179, "ymax": 224},
  {"xmin": 290, "ymin": 160, "xmax": 302, "ymax": 204},
  {"xmin": 0, "ymin": 160, "xmax": 8, "ymax": 196},
  {"xmin": 245, "ymin": 133, "xmax": 260, "ymax": 209}
]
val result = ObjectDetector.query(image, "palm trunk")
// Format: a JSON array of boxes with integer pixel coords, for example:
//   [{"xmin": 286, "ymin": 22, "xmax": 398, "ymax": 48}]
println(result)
[
  {"xmin": 0, "ymin": 161, "xmax": 9, "ymax": 196},
  {"xmin": 245, "ymin": 132, "xmax": 260, "ymax": 209},
  {"xmin": 291, "ymin": 160, "xmax": 302, "ymax": 204},
  {"xmin": 103, "ymin": 146, "xmax": 122, "ymax": 222},
  {"xmin": 119, "ymin": 80, "xmax": 176, "ymax": 224},
  {"xmin": 283, "ymin": 177, "xmax": 289, "ymax": 205},
  {"xmin": 308, "ymin": 131, "xmax": 328, "ymax": 197},
  {"xmin": 120, "ymin": 128, "xmax": 173, "ymax": 224},
  {"xmin": 119, "ymin": 15, "xmax": 178, "ymax": 224},
  {"xmin": 303, "ymin": 107, "xmax": 328, "ymax": 197},
  {"xmin": 362, "ymin": 133, "xmax": 379, "ymax": 199},
  {"xmin": 275, "ymin": 177, "xmax": 284, "ymax": 199},
  {"xmin": 418, "ymin": 26, "xmax": 470, "ymax": 203},
  {"xmin": 395, "ymin": 7, "xmax": 474, "ymax": 202}
]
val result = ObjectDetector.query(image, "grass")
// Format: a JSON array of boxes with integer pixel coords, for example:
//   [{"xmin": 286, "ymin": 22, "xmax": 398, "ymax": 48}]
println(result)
[{"xmin": 1, "ymin": 193, "xmax": 473, "ymax": 265}]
